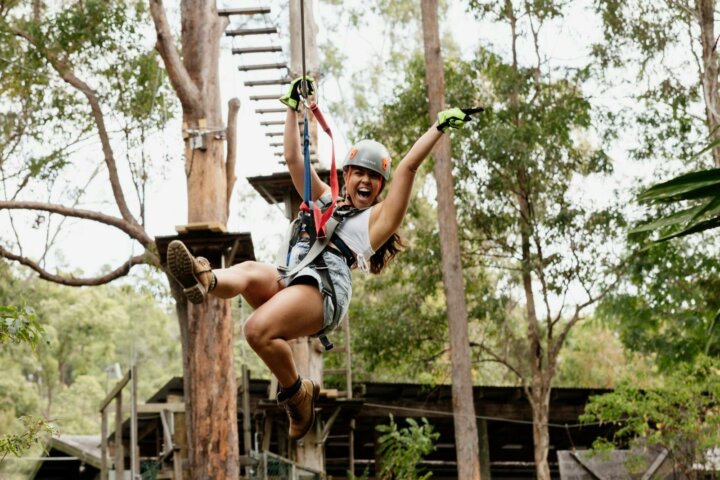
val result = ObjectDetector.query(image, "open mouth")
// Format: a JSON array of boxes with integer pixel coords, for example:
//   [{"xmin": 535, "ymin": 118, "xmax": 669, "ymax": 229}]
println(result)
[{"xmin": 357, "ymin": 188, "xmax": 372, "ymax": 200}]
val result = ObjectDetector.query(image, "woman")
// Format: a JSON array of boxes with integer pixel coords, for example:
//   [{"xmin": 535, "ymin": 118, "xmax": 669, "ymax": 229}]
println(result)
[{"xmin": 166, "ymin": 77, "xmax": 477, "ymax": 440}]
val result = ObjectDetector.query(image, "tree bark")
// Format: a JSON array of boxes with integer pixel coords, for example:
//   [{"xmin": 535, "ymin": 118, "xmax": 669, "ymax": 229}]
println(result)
[
  {"xmin": 420, "ymin": 2, "xmax": 482, "ymax": 479},
  {"xmin": 151, "ymin": 1, "xmax": 239, "ymax": 478}
]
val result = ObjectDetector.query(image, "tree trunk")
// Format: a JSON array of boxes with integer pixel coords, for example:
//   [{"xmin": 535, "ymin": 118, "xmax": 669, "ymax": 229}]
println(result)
[
  {"xmin": 696, "ymin": 0, "xmax": 720, "ymax": 167},
  {"xmin": 529, "ymin": 386, "xmax": 552, "ymax": 480},
  {"xmin": 517, "ymin": 169, "xmax": 553, "ymax": 480},
  {"xmin": 420, "ymin": 2, "xmax": 482, "ymax": 479},
  {"xmin": 157, "ymin": 1, "xmax": 240, "ymax": 478}
]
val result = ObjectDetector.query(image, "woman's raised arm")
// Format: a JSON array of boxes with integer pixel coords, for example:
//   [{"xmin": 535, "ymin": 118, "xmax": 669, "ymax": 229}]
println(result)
[
  {"xmin": 369, "ymin": 108, "xmax": 482, "ymax": 247},
  {"xmin": 281, "ymin": 77, "xmax": 330, "ymax": 202}
]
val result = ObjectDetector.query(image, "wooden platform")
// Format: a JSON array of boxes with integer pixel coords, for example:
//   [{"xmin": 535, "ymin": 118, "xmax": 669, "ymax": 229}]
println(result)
[{"xmin": 155, "ymin": 230, "xmax": 255, "ymax": 270}]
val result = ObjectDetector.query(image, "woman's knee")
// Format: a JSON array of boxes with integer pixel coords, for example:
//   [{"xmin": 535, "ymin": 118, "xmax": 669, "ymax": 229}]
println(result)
[{"xmin": 243, "ymin": 313, "xmax": 273, "ymax": 350}]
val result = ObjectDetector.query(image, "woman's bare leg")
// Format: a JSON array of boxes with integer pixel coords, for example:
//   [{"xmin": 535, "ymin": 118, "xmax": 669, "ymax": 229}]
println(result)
[
  {"xmin": 211, "ymin": 261, "xmax": 284, "ymax": 309},
  {"xmin": 242, "ymin": 283, "xmax": 324, "ymax": 387}
]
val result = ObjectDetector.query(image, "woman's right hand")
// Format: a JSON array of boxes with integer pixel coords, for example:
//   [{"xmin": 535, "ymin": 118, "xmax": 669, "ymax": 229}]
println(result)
[{"xmin": 280, "ymin": 76, "xmax": 315, "ymax": 111}]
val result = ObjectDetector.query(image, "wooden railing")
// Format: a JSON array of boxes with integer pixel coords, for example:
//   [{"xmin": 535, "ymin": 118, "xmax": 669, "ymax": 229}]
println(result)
[{"xmin": 99, "ymin": 365, "xmax": 138, "ymax": 480}]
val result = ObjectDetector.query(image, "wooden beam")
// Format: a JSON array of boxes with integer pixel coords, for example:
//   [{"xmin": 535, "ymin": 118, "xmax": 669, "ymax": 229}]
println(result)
[
  {"xmin": 99, "ymin": 370, "xmax": 130, "ymax": 412},
  {"xmin": 218, "ymin": 7, "xmax": 271, "ymax": 16},
  {"xmin": 225, "ymin": 27, "xmax": 277, "ymax": 36},
  {"xmin": 133, "ymin": 403, "xmax": 186, "ymax": 413},
  {"xmin": 320, "ymin": 407, "xmax": 342, "ymax": 444},
  {"xmin": 174, "ymin": 221, "xmax": 227, "ymax": 234}
]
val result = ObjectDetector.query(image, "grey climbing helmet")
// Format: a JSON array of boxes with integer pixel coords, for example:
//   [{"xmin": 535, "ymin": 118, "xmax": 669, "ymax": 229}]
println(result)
[{"xmin": 342, "ymin": 139, "xmax": 391, "ymax": 181}]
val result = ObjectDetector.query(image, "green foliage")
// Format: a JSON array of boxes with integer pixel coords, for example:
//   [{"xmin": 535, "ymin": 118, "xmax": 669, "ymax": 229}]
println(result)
[
  {"xmin": 589, "ymin": 0, "xmax": 720, "ymax": 372},
  {"xmin": 597, "ymin": 238, "xmax": 720, "ymax": 370},
  {"xmin": 0, "ymin": 265, "xmax": 182, "ymax": 436},
  {"xmin": 376, "ymin": 415, "xmax": 439, "ymax": 480},
  {"xmin": 582, "ymin": 356, "xmax": 720, "ymax": 476},
  {"xmin": 350, "ymin": 35, "xmax": 624, "ymax": 388},
  {"xmin": 0, "ymin": 305, "xmax": 45, "ymax": 349},
  {"xmin": 0, "ymin": 300, "xmax": 54, "ymax": 464},
  {"xmin": 554, "ymin": 321, "xmax": 657, "ymax": 388},
  {"xmin": 0, "ymin": 416, "xmax": 56, "ymax": 462},
  {"xmin": 0, "ymin": 0, "xmax": 174, "ymax": 199},
  {"xmin": 632, "ymin": 168, "xmax": 720, "ymax": 241},
  {"xmin": 591, "ymin": 0, "xmax": 705, "ymax": 167}
]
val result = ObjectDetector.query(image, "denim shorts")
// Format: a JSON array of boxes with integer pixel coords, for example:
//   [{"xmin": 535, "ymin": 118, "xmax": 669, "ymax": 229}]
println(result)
[{"xmin": 282, "ymin": 240, "xmax": 352, "ymax": 336}]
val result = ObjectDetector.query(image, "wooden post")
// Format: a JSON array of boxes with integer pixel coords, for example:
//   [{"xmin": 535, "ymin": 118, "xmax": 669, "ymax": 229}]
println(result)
[
  {"xmin": 101, "ymin": 409, "xmax": 108, "ymax": 480},
  {"xmin": 167, "ymin": 394, "xmax": 186, "ymax": 480},
  {"xmin": 478, "ymin": 419, "xmax": 491, "ymax": 480},
  {"xmin": 241, "ymin": 365, "xmax": 252, "ymax": 477},
  {"xmin": 115, "ymin": 389, "xmax": 124, "ymax": 479},
  {"xmin": 420, "ymin": 1, "xmax": 482, "ymax": 479},
  {"xmin": 130, "ymin": 366, "xmax": 139, "ymax": 477}
]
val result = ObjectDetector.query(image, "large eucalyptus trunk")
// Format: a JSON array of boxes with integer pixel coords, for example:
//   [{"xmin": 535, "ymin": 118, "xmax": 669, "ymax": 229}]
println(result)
[
  {"xmin": 421, "ymin": 1, "xmax": 482, "ymax": 478},
  {"xmin": 151, "ymin": 0, "xmax": 240, "ymax": 477}
]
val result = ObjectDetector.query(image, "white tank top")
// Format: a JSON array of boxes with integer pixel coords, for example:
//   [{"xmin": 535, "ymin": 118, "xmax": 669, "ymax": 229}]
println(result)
[{"xmin": 335, "ymin": 207, "xmax": 375, "ymax": 272}]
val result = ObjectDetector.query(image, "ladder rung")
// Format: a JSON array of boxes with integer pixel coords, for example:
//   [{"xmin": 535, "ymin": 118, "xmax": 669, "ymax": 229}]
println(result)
[
  {"xmin": 274, "ymin": 150, "xmax": 314, "ymax": 156},
  {"xmin": 218, "ymin": 7, "xmax": 271, "ymax": 16},
  {"xmin": 268, "ymin": 142, "xmax": 283, "ymax": 147},
  {"xmin": 244, "ymin": 78, "xmax": 289, "ymax": 87},
  {"xmin": 249, "ymin": 94, "xmax": 279, "ymax": 101},
  {"xmin": 233, "ymin": 46, "xmax": 283, "ymax": 55},
  {"xmin": 265, "ymin": 131, "xmax": 283, "ymax": 137},
  {"xmin": 260, "ymin": 120, "xmax": 284, "ymax": 126},
  {"xmin": 225, "ymin": 27, "xmax": 277, "ymax": 36},
  {"xmin": 324, "ymin": 368, "xmax": 349, "ymax": 376},
  {"xmin": 278, "ymin": 160, "xmax": 319, "ymax": 166},
  {"xmin": 255, "ymin": 108, "xmax": 286, "ymax": 114},
  {"xmin": 238, "ymin": 63, "xmax": 287, "ymax": 72}
]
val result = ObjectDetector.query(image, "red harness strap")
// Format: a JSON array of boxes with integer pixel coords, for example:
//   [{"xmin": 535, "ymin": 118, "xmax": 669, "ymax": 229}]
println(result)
[{"xmin": 307, "ymin": 102, "xmax": 338, "ymax": 237}]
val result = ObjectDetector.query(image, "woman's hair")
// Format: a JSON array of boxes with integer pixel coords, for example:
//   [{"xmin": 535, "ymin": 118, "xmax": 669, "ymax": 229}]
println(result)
[{"xmin": 368, "ymin": 232, "xmax": 404, "ymax": 274}]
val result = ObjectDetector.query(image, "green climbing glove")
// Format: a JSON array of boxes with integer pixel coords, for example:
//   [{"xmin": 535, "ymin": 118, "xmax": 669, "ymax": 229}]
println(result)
[
  {"xmin": 436, "ymin": 107, "xmax": 484, "ymax": 132},
  {"xmin": 280, "ymin": 76, "xmax": 315, "ymax": 111}
]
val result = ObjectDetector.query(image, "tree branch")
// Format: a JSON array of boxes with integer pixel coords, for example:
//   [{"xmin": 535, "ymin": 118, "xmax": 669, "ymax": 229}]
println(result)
[
  {"xmin": 0, "ymin": 200, "xmax": 153, "ymax": 248},
  {"xmin": 225, "ymin": 97, "xmax": 240, "ymax": 217},
  {"xmin": 0, "ymin": 246, "xmax": 147, "ymax": 286},
  {"xmin": 149, "ymin": 0, "xmax": 203, "ymax": 116},
  {"xmin": 469, "ymin": 341, "xmax": 525, "ymax": 382},
  {"xmin": 11, "ymin": 25, "xmax": 139, "ymax": 227},
  {"xmin": 55, "ymin": 67, "xmax": 139, "ymax": 226}
]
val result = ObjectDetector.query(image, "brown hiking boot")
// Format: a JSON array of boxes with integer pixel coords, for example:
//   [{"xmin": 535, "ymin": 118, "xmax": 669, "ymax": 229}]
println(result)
[
  {"xmin": 167, "ymin": 240, "xmax": 214, "ymax": 304},
  {"xmin": 278, "ymin": 378, "xmax": 320, "ymax": 440}
]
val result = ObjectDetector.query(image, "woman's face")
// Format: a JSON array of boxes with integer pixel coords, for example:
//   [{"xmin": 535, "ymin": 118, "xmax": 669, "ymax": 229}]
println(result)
[{"xmin": 343, "ymin": 166, "xmax": 384, "ymax": 209}]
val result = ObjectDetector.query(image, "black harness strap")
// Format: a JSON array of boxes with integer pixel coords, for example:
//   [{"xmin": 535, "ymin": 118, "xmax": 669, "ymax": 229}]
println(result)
[{"xmin": 277, "ymin": 203, "xmax": 366, "ymax": 351}]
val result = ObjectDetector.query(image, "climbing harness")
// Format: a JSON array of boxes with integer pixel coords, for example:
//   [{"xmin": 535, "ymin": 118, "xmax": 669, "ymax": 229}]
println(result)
[{"xmin": 274, "ymin": 0, "xmax": 348, "ymax": 350}]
